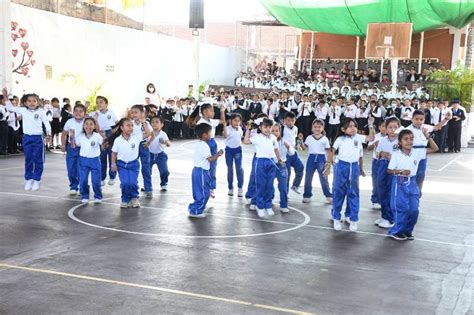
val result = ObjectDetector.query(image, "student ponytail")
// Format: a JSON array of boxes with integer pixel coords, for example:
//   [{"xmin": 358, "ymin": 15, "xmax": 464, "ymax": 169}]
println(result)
[
  {"xmin": 104, "ymin": 118, "xmax": 130, "ymax": 148},
  {"xmin": 185, "ymin": 103, "xmax": 212, "ymax": 128}
]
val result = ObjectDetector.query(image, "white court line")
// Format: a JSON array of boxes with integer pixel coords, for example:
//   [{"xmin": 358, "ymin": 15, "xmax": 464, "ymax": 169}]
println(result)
[
  {"xmin": 0, "ymin": 263, "xmax": 312, "ymax": 315},
  {"xmin": 1, "ymin": 191, "xmax": 472, "ymax": 247},
  {"xmin": 438, "ymin": 154, "xmax": 465, "ymax": 172}
]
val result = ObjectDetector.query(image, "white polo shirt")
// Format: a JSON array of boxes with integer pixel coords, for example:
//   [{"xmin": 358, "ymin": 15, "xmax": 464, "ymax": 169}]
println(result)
[
  {"xmin": 6, "ymin": 101, "xmax": 51, "ymax": 136},
  {"xmin": 332, "ymin": 134, "xmax": 367, "ymax": 163},
  {"xmin": 282, "ymin": 125, "xmax": 298, "ymax": 147},
  {"xmin": 94, "ymin": 109, "xmax": 118, "ymax": 131},
  {"xmin": 314, "ymin": 105, "xmax": 328, "ymax": 120},
  {"xmin": 344, "ymin": 104, "xmax": 358, "ymax": 119},
  {"xmin": 76, "ymin": 132, "xmax": 103, "ymax": 158},
  {"xmin": 132, "ymin": 120, "xmax": 152, "ymax": 139},
  {"xmin": 63, "ymin": 118, "xmax": 85, "ymax": 142},
  {"xmin": 328, "ymin": 106, "xmax": 342, "ymax": 125},
  {"xmin": 197, "ymin": 118, "xmax": 220, "ymax": 138},
  {"xmin": 400, "ymin": 106, "xmax": 414, "ymax": 121},
  {"xmin": 193, "ymin": 140, "xmax": 211, "ymax": 170},
  {"xmin": 376, "ymin": 136, "xmax": 399, "ymax": 157},
  {"xmin": 405, "ymin": 124, "xmax": 433, "ymax": 160},
  {"xmin": 388, "ymin": 150, "xmax": 419, "ymax": 177},
  {"xmin": 225, "ymin": 126, "xmax": 243, "ymax": 149},
  {"xmin": 278, "ymin": 138, "xmax": 295, "ymax": 162},
  {"xmin": 112, "ymin": 133, "xmax": 142, "ymax": 162},
  {"xmin": 148, "ymin": 130, "xmax": 169, "ymax": 154},
  {"xmin": 305, "ymin": 135, "xmax": 330, "ymax": 154},
  {"xmin": 368, "ymin": 133, "xmax": 384, "ymax": 159},
  {"xmin": 250, "ymin": 133, "xmax": 278, "ymax": 159}
]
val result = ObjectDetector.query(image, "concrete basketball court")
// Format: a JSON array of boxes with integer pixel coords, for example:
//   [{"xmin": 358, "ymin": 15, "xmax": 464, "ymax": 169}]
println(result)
[{"xmin": 0, "ymin": 139, "xmax": 473, "ymax": 314}]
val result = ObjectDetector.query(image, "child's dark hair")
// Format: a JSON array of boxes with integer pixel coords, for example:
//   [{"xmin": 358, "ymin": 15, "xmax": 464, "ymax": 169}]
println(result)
[
  {"xmin": 63, "ymin": 103, "xmax": 72, "ymax": 111},
  {"xmin": 384, "ymin": 116, "xmax": 400, "ymax": 127},
  {"xmin": 20, "ymin": 93, "xmax": 40, "ymax": 106},
  {"xmin": 257, "ymin": 118, "xmax": 274, "ymax": 133},
  {"xmin": 229, "ymin": 113, "xmax": 242, "ymax": 121},
  {"xmin": 284, "ymin": 112, "xmax": 296, "ymax": 119},
  {"xmin": 96, "ymin": 96, "xmax": 108, "ymax": 104},
  {"xmin": 312, "ymin": 118, "xmax": 326, "ymax": 135},
  {"xmin": 51, "ymin": 97, "xmax": 59, "ymax": 103},
  {"xmin": 73, "ymin": 103, "xmax": 86, "ymax": 113},
  {"xmin": 105, "ymin": 118, "xmax": 131, "ymax": 148},
  {"xmin": 131, "ymin": 104, "xmax": 145, "ymax": 112},
  {"xmin": 151, "ymin": 116, "xmax": 164, "ymax": 124},
  {"xmin": 336, "ymin": 118, "xmax": 358, "ymax": 138},
  {"xmin": 412, "ymin": 109, "xmax": 424, "ymax": 118},
  {"xmin": 195, "ymin": 123, "xmax": 212, "ymax": 139},
  {"xmin": 82, "ymin": 117, "xmax": 98, "ymax": 134},
  {"xmin": 398, "ymin": 129, "xmax": 414, "ymax": 142},
  {"xmin": 257, "ymin": 113, "xmax": 268, "ymax": 119},
  {"xmin": 186, "ymin": 103, "xmax": 212, "ymax": 128}
]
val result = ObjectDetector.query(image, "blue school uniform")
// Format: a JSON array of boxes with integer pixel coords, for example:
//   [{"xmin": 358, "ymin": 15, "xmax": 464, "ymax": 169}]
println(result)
[
  {"xmin": 197, "ymin": 118, "xmax": 220, "ymax": 191},
  {"xmin": 405, "ymin": 124, "xmax": 433, "ymax": 195},
  {"xmin": 276, "ymin": 138, "xmax": 292, "ymax": 209},
  {"xmin": 376, "ymin": 136, "xmax": 399, "ymax": 223},
  {"xmin": 388, "ymin": 150, "xmax": 421, "ymax": 236},
  {"xmin": 95, "ymin": 110, "xmax": 118, "ymax": 181},
  {"xmin": 225, "ymin": 125, "xmax": 244, "ymax": 190},
  {"xmin": 188, "ymin": 140, "xmax": 212, "ymax": 215},
  {"xmin": 245, "ymin": 130, "xmax": 258, "ymax": 202},
  {"xmin": 369, "ymin": 133, "xmax": 384, "ymax": 204},
  {"xmin": 111, "ymin": 133, "xmax": 142, "ymax": 203},
  {"xmin": 133, "ymin": 121, "xmax": 152, "ymax": 193},
  {"xmin": 63, "ymin": 118, "xmax": 84, "ymax": 191},
  {"xmin": 331, "ymin": 134, "xmax": 367, "ymax": 222},
  {"xmin": 303, "ymin": 135, "xmax": 332, "ymax": 199},
  {"xmin": 282, "ymin": 125, "xmax": 304, "ymax": 189},
  {"xmin": 6, "ymin": 102, "xmax": 51, "ymax": 181},
  {"xmin": 76, "ymin": 132, "xmax": 103, "ymax": 200},
  {"xmin": 251, "ymin": 133, "xmax": 278, "ymax": 210},
  {"xmin": 148, "ymin": 130, "xmax": 170, "ymax": 188}
]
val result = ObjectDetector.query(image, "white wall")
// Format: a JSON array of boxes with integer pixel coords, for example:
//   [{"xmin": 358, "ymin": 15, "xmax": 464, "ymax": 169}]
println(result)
[
  {"xmin": 0, "ymin": 0, "xmax": 13, "ymax": 90},
  {"xmin": 9, "ymin": 4, "xmax": 237, "ymax": 114}
]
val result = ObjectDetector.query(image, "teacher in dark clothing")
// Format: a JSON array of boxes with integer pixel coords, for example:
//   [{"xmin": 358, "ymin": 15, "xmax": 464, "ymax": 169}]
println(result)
[{"xmin": 447, "ymin": 99, "xmax": 466, "ymax": 153}]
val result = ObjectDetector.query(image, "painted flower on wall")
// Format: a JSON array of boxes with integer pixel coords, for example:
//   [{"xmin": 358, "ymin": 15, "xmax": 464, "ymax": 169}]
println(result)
[{"xmin": 11, "ymin": 21, "xmax": 35, "ymax": 77}]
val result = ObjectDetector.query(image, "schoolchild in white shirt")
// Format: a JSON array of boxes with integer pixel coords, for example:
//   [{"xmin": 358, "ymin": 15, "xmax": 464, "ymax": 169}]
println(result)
[
  {"xmin": 3, "ymin": 88, "xmax": 51, "ymax": 191},
  {"xmin": 130, "ymin": 105, "xmax": 152, "ymax": 198},
  {"xmin": 366, "ymin": 119, "xmax": 386, "ymax": 210},
  {"xmin": 224, "ymin": 113, "xmax": 244, "ymax": 197},
  {"xmin": 148, "ymin": 116, "xmax": 171, "ymax": 192},
  {"xmin": 271, "ymin": 123, "xmax": 292, "ymax": 213},
  {"xmin": 282, "ymin": 112, "xmax": 304, "ymax": 194}
]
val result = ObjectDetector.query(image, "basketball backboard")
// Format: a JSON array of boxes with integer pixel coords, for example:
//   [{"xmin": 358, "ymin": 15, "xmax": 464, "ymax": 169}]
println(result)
[{"xmin": 365, "ymin": 23, "xmax": 412, "ymax": 59}]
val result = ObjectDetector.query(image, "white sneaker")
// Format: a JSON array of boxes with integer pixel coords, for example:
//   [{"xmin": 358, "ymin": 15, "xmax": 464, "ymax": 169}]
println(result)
[
  {"xmin": 333, "ymin": 219, "xmax": 342, "ymax": 231},
  {"xmin": 31, "ymin": 180, "xmax": 40, "ymax": 191},
  {"xmin": 101, "ymin": 181, "xmax": 105, "ymax": 187},
  {"xmin": 266, "ymin": 208, "xmax": 274, "ymax": 216},
  {"xmin": 372, "ymin": 203, "xmax": 381, "ymax": 209},
  {"xmin": 302, "ymin": 198, "xmax": 311, "ymax": 203},
  {"xmin": 249, "ymin": 204, "xmax": 256, "ymax": 211},
  {"xmin": 344, "ymin": 217, "xmax": 351, "ymax": 224},
  {"xmin": 228, "ymin": 189, "xmax": 234, "ymax": 196},
  {"xmin": 130, "ymin": 198, "xmax": 140, "ymax": 208},
  {"xmin": 81, "ymin": 199, "xmax": 89, "ymax": 203},
  {"xmin": 145, "ymin": 191, "xmax": 153, "ymax": 199},
  {"xmin": 210, "ymin": 190, "xmax": 216, "ymax": 198},
  {"xmin": 280, "ymin": 207, "xmax": 289, "ymax": 213},
  {"xmin": 94, "ymin": 199, "xmax": 102, "ymax": 204},
  {"xmin": 246, "ymin": 198, "xmax": 252, "ymax": 204},
  {"xmin": 108, "ymin": 179, "xmax": 115, "ymax": 186},
  {"xmin": 326, "ymin": 197, "xmax": 333, "ymax": 204},
  {"xmin": 120, "ymin": 202, "xmax": 129, "ymax": 208},
  {"xmin": 374, "ymin": 218, "xmax": 382, "ymax": 225},
  {"xmin": 377, "ymin": 219, "xmax": 394, "ymax": 229},
  {"xmin": 188, "ymin": 212, "xmax": 206, "ymax": 218},
  {"xmin": 349, "ymin": 221, "xmax": 358, "ymax": 232},
  {"xmin": 69, "ymin": 190, "xmax": 79, "ymax": 196},
  {"xmin": 256, "ymin": 208, "xmax": 266, "ymax": 218},
  {"xmin": 24, "ymin": 179, "xmax": 33, "ymax": 191},
  {"xmin": 237, "ymin": 188, "xmax": 243, "ymax": 197},
  {"xmin": 291, "ymin": 186, "xmax": 301, "ymax": 194},
  {"xmin": 160, "ymin": 185, "xmax": 168, "ymax": 192}
]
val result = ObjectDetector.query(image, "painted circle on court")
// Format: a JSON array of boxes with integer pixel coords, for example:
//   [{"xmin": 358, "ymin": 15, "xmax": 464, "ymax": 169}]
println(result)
[{"xmin": 67, "ymin": 199, "xmax": 310, "ymax": 239}]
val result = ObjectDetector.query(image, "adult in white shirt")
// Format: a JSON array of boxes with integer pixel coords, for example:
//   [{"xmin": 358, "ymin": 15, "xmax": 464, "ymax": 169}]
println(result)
[{"xmin": 145, "ymin": 83, "xmax": 161, "ymax": 106}]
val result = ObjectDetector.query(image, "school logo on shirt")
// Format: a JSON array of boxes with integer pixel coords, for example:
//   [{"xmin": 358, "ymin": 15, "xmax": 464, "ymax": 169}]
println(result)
[
  {"xmin": 91, "ymin": 141, "xmax": 96, "ymax": 146},
  {"xmin": 107, "ymin": 115, "xmax": 111, "ymax": 120},
  {"xmin": 353, "ymin": 140, "xmax": 358, "ymax": 147},
  {"xmin": 34, "ymin": 114, "xmax": 39, "ymax": 120},
  {"xmin": 131, "ymin": 143, "xmax": 136, "ymax": 149},
  {"xmin": 393, "ymin": 144, "xmax": 398, "ymax": 150},
  {"xmin": 414, "ymin": 160, "xmax": 418, "ymax": 166}
]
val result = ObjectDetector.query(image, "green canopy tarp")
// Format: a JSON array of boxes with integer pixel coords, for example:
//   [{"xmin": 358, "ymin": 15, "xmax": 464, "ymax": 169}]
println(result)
[{"xmin": 260, "ymin": 0, "xmax": 474, "ymax": 36}]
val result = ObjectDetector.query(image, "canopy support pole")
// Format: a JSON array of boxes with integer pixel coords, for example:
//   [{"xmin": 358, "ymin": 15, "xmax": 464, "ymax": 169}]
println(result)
[
  {"xmin": 297, "ymin": 30, "xmax": 302, "ymax": 71},
  {"xmin": 309, "ymin": 32, "xmax": 315, "ymax": 73},
  {"xmin": 355, "ymin": 36, "xmax": 360, "ymax": 70},
  {"xmin": 418, "ymin": 31, "xmax": 424, "ymax": 74}
]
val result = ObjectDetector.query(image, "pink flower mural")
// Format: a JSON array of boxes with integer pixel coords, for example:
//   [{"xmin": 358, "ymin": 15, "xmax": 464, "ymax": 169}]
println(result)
[{"xmin": 11, "ymin": 21, "xmax": 36, "ymax": 77}]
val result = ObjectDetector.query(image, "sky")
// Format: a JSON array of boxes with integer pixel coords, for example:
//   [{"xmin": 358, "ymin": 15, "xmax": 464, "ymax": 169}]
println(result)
[{"xmin": 106, "ymin": 0, "xmax": 270, "ymax": 25}]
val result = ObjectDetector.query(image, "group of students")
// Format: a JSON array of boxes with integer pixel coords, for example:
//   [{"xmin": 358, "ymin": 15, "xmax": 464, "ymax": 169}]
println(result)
[
  {"xmin": 187, "ymin": 97, "xmax": 459, "ymax": 241},
  {"xmin": 2, "ymin": 84, "xmax": 461, "ymax": 241}
]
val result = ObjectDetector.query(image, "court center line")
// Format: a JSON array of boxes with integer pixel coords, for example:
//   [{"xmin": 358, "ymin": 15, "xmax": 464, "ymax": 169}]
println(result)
[
  {"xmin": 1, "ymin": 191, "xmax": 472, "ymax": 247},
  {"xmin": 0, "ymin": 263, "xmax": 313, "ymax": 315},
  {"xmin": 438, "ymin": 154, "xmax": 464, "ymax": 172}
]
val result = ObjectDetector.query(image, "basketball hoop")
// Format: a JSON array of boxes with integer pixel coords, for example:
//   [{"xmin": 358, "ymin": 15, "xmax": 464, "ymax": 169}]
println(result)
[{"xmin": 375, "ymin": 45, "xmax": 394, "ymax": 60}]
